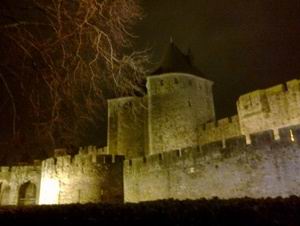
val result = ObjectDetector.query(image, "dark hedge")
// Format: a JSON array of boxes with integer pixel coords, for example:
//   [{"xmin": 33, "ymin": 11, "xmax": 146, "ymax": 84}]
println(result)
[{"xmin": 0, "ymin": 196, "xmax": 299, "ymax": 226}]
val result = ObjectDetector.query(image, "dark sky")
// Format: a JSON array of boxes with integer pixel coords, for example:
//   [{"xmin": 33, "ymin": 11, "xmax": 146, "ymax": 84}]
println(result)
[{"xmin": 133, "ymin": 0, "xmax": 300, "ymax": 118}]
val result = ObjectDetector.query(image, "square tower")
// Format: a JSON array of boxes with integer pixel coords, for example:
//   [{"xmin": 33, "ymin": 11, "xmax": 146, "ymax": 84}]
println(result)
[{"xmin": 147, "ymin": 73, "xmax": 215, "ymax": 154}]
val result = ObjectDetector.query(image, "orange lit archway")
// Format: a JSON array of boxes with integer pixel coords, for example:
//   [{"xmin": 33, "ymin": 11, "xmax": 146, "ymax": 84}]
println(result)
[{"xmin": 18, "ymin": 181, "xmax": 36, "ymax": 205}]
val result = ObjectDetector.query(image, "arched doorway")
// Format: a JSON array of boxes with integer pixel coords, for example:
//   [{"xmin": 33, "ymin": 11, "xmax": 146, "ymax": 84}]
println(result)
[{"xmin": 18, "ymin": 181, "xmax": 37, "ymax": 205}]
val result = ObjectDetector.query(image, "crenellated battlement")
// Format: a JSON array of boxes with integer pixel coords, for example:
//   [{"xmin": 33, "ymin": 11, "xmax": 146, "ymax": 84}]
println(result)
[
  {"xmin": 237, "ymin": 79, "xmax": 300, "ymax": 107},
  {"xmin": 0, "ymin": 161, "xmax": 41, "ymax": 173},
  {"xmin": 237, "ymin": 78, "xmax": 300, "ymax": 140},
  {"xmin": 39, "ymin": 147, "xmax": 125, "ymax": 205},
  {"xmin": 287, "ymin": 79, "xmax": 300, "ymax": 91},
  {"xmin": 200, "ymin": 115, "xmax": 239, "ymax": 131},
  {"xmin": 0, "ymin": 166, "xmax": 10, "ymax": 173},
  {"xmin": 146, "ymin": 73, "xmax": 212, "ymax": 96},
  {"xmin": 78, "ymin": 145, "xmax": 108, "ymax": 156},
  {"xmin": 238, "ymin": 79, "xmax": 300, "ymax": 104},
  {"xmin": 42, "ymin": 150, "xmax": 124, "ymax": 172},
  {"xmin": 125, "ymin": 123, "xmax": 300, "ymax": 169},
  {"xmin": 198, "ymin": 115, "xmax": 241, "ymax": 145},
  {"xmin": 10, "ymin": 164, "xmax": 41, "ymax": 172},
  {"xmin": 108, "ymin": 96, "xmax": 146, "ymax": 115}
]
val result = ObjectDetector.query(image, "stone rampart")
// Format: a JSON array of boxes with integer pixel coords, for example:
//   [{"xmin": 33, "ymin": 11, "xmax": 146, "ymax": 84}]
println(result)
[
  {"xmin": 78, "ymin": 145, "xmax": 108, "ymax": 155},
  {"xmin": 39, "ymin": 148, "xmax": 124, "ymax": 205},
  {"xmin": 124, "ymin": 124, "xmax": 300, "ymax": 202},
  {"xmin": 198, "ymin": 115, "xmax": 241, "ymax": 145},
  {"xmin": 0, "ymin": 162, "xmax": 41, "ymax": 205},
  {"xmin": 237, "ymin": 79, "xmax": 300, "ymax": 142}
]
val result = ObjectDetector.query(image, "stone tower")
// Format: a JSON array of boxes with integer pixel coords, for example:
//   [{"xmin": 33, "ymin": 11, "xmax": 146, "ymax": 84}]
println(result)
[
  {"xmin": 147, "ymin": 42, "xmax": 215, "ymax": 154},
  {"xmin": 107, "ymin": 42, "xmax": 215, "ymax": 158},
  {"xmin": 107, "ymin": 96, "xmax": 148, "ymax": 159}
]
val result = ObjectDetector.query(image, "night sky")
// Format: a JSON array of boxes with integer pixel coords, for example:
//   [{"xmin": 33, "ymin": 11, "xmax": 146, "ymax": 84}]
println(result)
[{"xmin": 133, "ymin": 0, "xmax": 300, "ymax": 118}]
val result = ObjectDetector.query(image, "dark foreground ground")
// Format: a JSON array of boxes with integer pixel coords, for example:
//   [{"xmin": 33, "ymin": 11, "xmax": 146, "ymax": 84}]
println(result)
[{"xmin": 0, "ymin": 197, "xmax": 299, "ymax": 226}]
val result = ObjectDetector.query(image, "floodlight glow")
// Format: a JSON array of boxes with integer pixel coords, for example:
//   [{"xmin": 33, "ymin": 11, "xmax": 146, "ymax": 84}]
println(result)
[{"xmin": 39, "ymin": 178, "xmax": 59, "ymax": 205}]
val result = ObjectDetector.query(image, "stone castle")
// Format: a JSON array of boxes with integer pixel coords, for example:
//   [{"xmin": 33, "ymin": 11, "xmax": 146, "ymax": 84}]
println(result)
[{"xmin": 1, "ymin": 42, "xmax": 300, "ymax": 205}]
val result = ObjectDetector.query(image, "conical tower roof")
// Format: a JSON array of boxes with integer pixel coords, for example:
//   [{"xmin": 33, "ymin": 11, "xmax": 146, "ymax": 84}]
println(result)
[{"xmin": 151, "ymin": 41, "xmax": 204, "ymax": 77}]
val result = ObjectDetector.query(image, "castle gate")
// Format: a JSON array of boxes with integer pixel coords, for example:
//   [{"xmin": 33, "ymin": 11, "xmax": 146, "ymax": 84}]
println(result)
[{"xmin": 18, "ymin": 181, "xmax": 37, "ymax": 205}]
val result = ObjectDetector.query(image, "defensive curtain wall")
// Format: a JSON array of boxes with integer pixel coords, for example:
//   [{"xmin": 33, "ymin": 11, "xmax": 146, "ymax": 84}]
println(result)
[
  {"xmin": 238, "ymin": 79, "xmax": 300, "ymax": 143},
  {"xmin": 124, "ymin": 124, "xmax": 300, "ymax": 202},
  {"xmin": 1, "ymin": 74, "xmax": 300, "ymax": 205},
  {"xmin": 0, "ymin": 162, "xmax": 41, "ymax": 205},
  {"xmin": 119, "ymin": 76, "xmax": 300, "ymax": 202},
  {"xmin": 0, "ymin": 147, "xmax": 124, "ymax": 205},
  {"xmin": 39, "ymin": 147, "xmax": 124, "ymax": 205}
]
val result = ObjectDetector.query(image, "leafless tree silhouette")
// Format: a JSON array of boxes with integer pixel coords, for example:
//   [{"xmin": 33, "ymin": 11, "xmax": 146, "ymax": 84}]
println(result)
[{"xmin": 0, "ymin": 0, "xmax": 148, "ymax": 149}]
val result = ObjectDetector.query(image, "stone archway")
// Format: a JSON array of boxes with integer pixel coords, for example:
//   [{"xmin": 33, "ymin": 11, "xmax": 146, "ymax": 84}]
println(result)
[{"xmin": 18, "ymin": 181, "xmax": 37, "ymax": 205}]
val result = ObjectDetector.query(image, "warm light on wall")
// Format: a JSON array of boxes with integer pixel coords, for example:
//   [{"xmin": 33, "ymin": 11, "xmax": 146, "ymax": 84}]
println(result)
[
  {"xmin": 290, "ymin": 129, "xmax": 295, "ymax": 142},
  {"xmin": 39, "ymin": 178, "xmax": 60, "ymax": 205}
]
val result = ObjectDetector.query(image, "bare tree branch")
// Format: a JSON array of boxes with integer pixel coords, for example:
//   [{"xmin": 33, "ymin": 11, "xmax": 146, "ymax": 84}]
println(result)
[
  {"xmin": 0, "ymin": 0, "xmax": 149, "ymax": 148},
  {"xmin": 0, "ymin": 72, "xmax": 17, "ymax": 137}
]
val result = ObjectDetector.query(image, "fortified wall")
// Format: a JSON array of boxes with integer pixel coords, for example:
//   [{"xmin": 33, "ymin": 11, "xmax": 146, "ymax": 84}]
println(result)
[
  {"xmin": 124, "ymin": 125, "xmax": 300, "ymax": 202},
  {"xmin": 198, "ymin": 115, "xmax": 241, "ymax": 145},
  {"xmin": 107, "ymin": 72, "xmax": 300, "ymax": 159},
  {"xmin": 39, "ymin": 146, "xmax": 124, "ymax": 204},
  {"xmin": 0, "ymin": 146, "xmax": 124, "ymax": 205},
  {"xmin": 0, "ymin": 162, "xmax": 41, "ymax": 205},
  {"xmin": 237, "ymin": 79, "xmax": 300, "ymax": 143},
  {"xmin": 106, "ymin": 68, "xmax": 300, "ymax": 203},
  {"xmin": 1, "ymin": 41, "xmax": 300, "ymax": 206}
]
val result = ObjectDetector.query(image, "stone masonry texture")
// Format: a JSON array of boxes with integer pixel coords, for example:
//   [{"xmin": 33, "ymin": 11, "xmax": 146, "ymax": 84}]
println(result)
[{"xmin": 1, "ymin": 72, "xmax": 300, "ymax": 205}]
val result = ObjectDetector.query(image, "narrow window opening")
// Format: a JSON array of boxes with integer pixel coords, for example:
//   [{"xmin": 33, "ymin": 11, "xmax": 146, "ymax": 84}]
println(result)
[
  {"xmin": 174, "ymin": 78, "xmax": 179, "ymax": 84},
  {"xmin": 159, "ymin": 154, "xmax": 163, "ymax": 161},
  {"xmin": 160, "ymin": 80, "xmax": 164, "ymax": 86},
  {"xmin": 176, "ymin": 149, "xmax": 182, "ymax": 157}
]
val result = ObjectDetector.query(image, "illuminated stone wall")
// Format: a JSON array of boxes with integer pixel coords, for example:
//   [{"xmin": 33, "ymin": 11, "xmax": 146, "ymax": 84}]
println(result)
[
  {"xmin": 147, "ymin": 73, "xmax": 215, "ymax": 154},
  {"xmin": 237, "ymin": 79, "xmax": 300, "ymax": 142},
  {"xmin": 39, "ymin": 147, "xmax": 124, "ymax": 205},
  {"xmin": 2, "ymin": 75, "xmax": 300, "ymax": 206},
  {"xmin": 107, "ymin": 97, "xmax": 148, "ymax": 158},
  {"xmin": 124, "ymin": 125, "xmax": 300, "ymax": 202},
  {"xmin": 198, "ymin": 115, "xmax": 241, "ymax": 145},
  {"xmin": 0, "ymin": 163, "xmax": 41, "ymax": 205}
]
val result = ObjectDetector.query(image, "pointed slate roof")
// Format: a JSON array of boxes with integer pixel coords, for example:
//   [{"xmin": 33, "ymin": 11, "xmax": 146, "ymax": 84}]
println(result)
[{"xmin": 151, "ymin": 41, "xmax": 205, "ymax": 77}]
